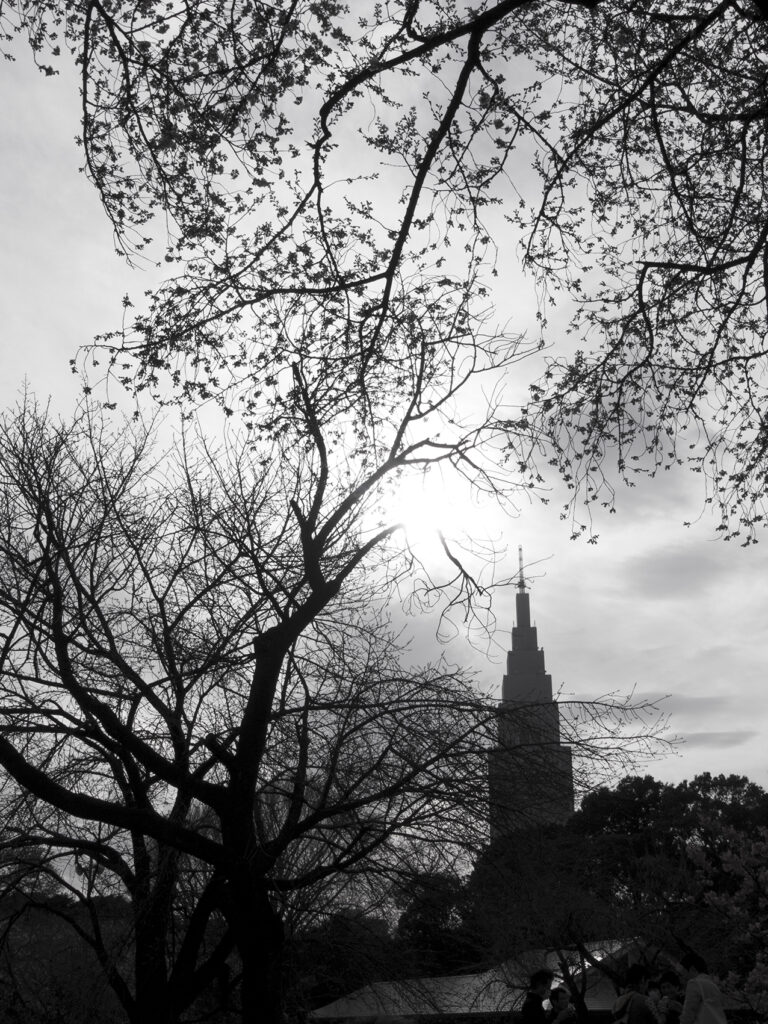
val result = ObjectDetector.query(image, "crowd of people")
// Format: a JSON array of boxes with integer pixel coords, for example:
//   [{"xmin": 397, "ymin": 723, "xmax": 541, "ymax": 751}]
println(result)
[{"xmin": 520, "ymin": 954, "xmax": 728, "ymax": 1024}]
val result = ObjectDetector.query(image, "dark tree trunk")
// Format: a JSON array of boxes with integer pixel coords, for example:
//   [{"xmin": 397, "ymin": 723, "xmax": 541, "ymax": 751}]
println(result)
[
  {"xmin": 221, "ymin": 639, "xmax": 290, "ymax": 1022},
  {"xmin": 130, "ymin": 838, "xmax": 180, "ymax": 1024},
  {"xmin": 133, "ymin": 895, "xmax": 176, "ymax": 1024},
  {"xmin": 222, "ymin": 865, "xmax": 285, "ymax": 1024},
  {"xmin": 573, "ymin": 990, "xmax": 590, "ymax": 1024}
]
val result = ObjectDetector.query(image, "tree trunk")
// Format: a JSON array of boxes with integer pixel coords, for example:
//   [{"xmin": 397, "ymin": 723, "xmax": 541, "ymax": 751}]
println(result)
[
  {"xmin": 221, "ymin": 641, "xmax": 289, "ymax": 1021},
  {"xmin": 573, "ymin": 990, "xmax": 590, "ymax": 1024},
  {"xmin": 221, "ymin": 866, "xmax": 284, "ymax": 1024},
  {"xmin": 133, "ymin": 898, "xmax": 176, "ymax": 1024},
  {"xmin": 131, "ymin": 842, "xmax": 179, "ymax": 1024}
]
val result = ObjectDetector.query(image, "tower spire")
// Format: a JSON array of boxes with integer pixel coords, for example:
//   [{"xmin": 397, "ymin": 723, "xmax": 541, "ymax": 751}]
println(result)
[
  {"xmin": 514, "ymin": 546, "xmax": 531, "ymax": 632},
  {"xmin": 517, "ymin": 545, "xmax": 526, "ymax": 592}
]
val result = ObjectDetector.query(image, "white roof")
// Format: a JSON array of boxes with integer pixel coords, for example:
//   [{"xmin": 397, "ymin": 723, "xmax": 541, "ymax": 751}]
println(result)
[
  {"xmin": 311, "ymin": 968, "xmax": 517, "ymax": 1018},
  {"xmin": 311, "ymin": 942, "xmax": 629, "ymax": 1019}
]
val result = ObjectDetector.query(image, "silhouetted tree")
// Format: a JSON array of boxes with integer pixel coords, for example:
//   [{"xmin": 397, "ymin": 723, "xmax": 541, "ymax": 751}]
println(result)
[
  {"xmin": 395, "ymin": 872, "xmax": 477, "ymax": 977},
  {"xmin": 689, "ymin": 821, "xmax": 768, "ymax": 1016},
  {"xmin": 0, "ymin": 397, "xmax": 668, "ymax": 1023},
  {"xmin": 469, "ymin": 773, "xmax": 768, "ymax": 1014},
  {"xmin": 290, "ymin": 908, "xmax": 396, "ymax": 1010},
  {"xmin": 568, "ymin": 774, "xmax": 768, "ymax": 1001},
  {"xmin": 0, "ymin": 397, "xmax": 507, "ymax": 1023},
  {"xmin": 572, "ymin": 772, "xmax": 768, "ymax": 910}
]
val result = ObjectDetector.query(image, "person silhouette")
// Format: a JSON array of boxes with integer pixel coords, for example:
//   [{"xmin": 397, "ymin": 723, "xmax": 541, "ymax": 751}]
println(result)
[
  {"xmin": 657, "ymin": 970, "xmax": 684, "ymax": 1024},
  {"xmin": 612, "ymin": 965, "xmax": 658, "ymax": 1024},
  {"xmin": 679, "ymin": 954, "xmax": 727, "ymax": 1024},
  {"xmin": 550, "ymin": 986, "xmax": 576, "ymax": 1024},
  {"xmin": 522, "ymin": 970, "xmax": 555, "ymax": 1024}
]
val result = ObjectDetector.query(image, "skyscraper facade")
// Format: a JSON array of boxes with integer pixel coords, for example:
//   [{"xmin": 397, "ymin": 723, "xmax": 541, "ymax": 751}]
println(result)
[{"xmin": 488, "ymin": 570, "xmax": 574, "ymax": 839}]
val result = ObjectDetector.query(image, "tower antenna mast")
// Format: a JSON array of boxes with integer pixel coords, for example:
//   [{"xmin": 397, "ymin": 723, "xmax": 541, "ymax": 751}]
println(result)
[{"xmin": 517, "ymin": 545, "xmax": 526, "ymax": 591}]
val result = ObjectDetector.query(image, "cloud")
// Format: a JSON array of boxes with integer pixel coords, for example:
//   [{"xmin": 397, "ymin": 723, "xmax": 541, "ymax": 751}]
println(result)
[
  {"xmin": 679, "ymin": 730, "xmax": 759, "ymax": 749},
  {"xmin": 613, "ymin": 530, "xmax": 768, "ymax": 604},
  {"xmin": 616, "ymin": 546, "xmax": 730, "ymax": 600},
  {"xmin": 642, "ymin": 693, "xmax": 730, "ymax": 714}
]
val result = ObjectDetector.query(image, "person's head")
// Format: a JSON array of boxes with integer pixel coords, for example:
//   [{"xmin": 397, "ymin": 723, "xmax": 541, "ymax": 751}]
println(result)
[
  {"xmin": 551, "ymin": 987, "xmax": 570, "ymax": 1011},
  {"xmin": 625, "ymin": 964, "xmax": 649, "ymax": 993},
  {"xmin": 660, "ymin": 970, "xmax": 681, "ymax": 997},
  {"xmin": 680, "ymin": 953, "xmax": 708, "ymax": 978},
  {"xmin": 530, "ymin": 970, "xmax": 554, "ymax": 997}
]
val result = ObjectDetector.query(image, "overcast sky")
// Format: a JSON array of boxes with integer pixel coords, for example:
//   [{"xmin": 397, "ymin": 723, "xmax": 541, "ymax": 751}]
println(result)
[{"xmin": 3, "ymin": 48, "xmax": 767, "ymax": 795}]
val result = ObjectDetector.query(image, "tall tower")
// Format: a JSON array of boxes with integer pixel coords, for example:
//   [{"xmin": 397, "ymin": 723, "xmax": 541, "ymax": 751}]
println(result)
[{"xmin": 488, "ymin": 551, "xmax": 574, "ymax": 839}]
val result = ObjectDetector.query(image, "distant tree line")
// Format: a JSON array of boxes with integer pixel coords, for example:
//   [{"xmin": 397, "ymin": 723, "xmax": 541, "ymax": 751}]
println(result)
[
  {"xmin": 268, "ymin": 773, "xmax": 768, "ymax": 1019},
  {"xmin": 472, "ymin": 772, "xmax": 768, "ymax": 1019}
]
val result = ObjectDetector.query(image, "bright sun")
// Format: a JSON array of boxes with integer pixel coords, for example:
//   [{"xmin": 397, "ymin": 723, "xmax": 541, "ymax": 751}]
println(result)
[{"xmin": 384, "ymin": 471, "xmax": 470, "ymax": 550}]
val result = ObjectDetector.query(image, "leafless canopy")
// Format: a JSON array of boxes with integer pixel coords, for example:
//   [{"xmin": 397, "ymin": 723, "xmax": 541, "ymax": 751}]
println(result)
[
  {"xmin": 0, "ymin": 397, "xmax": 503, "ymax": 1020},
  {"xmin": 0, "ymin": 399, "xmax": 670, "ymax": 1021}
]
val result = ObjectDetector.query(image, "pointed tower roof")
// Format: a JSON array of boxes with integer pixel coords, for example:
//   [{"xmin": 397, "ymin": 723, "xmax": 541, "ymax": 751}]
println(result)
[
  {"xmin": 488, "ymin": 558, "xmax": 575, "ymax": 837},
  {"xmin": 502, "ymin": 548, "xmax": 551, "ymax": 703}
]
